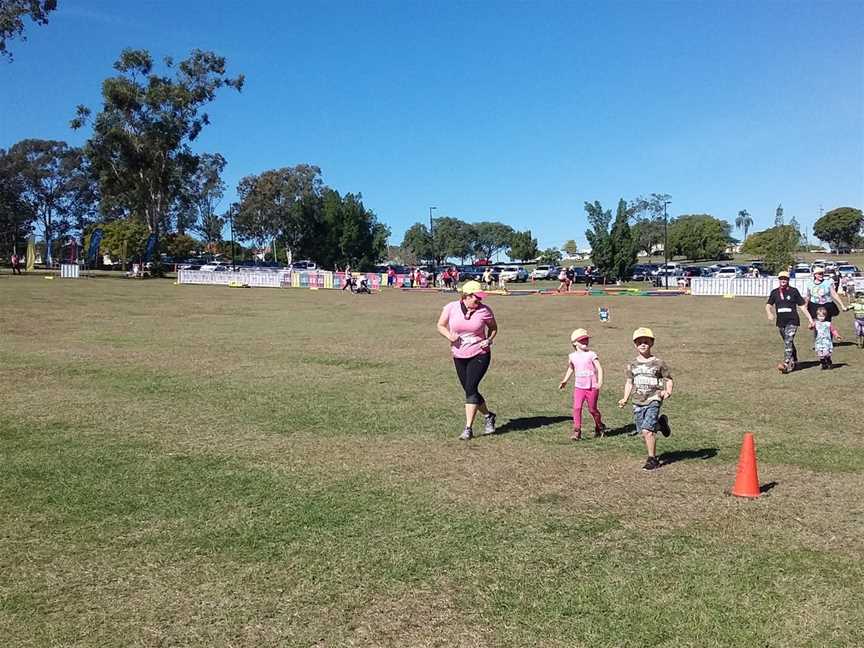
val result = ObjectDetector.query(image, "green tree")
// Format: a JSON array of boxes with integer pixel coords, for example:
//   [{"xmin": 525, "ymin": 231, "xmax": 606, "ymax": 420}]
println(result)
[
  {"xmin": 72, "ymin": 48, "xmax": 243, "ymax": 247},
  {"xmin": 472, "ymin": 221, "xmax": 515, "ymax": 262},
  {"xmin": 631, "ymin": 218, "xmax": 664, "ymax": 259},
  {"xmin": 609, "ymin": 199, "xmax": 637, "ymax": 281},
  {"xmin": 432, "ymin": 216, "xmax": 474, "ymax": 263},
  {"xmin": 584, "ymin": 200, "xmax": 613, "ymax": 276},
  {"xmin": 507, "ymin": 229, "xmax": 539, "ymax": 262},
  {"xmin": 628, "ymin": 193, "xmax": 672, "ymax": 221},
  {"xmin": 0, "ymin": 147, "xmax": 36, "ymax": 256},
  {"xmin": 6, "ymin": 139, "xmax": 98, "ymax": 257},
  {"xmin": 667, "ymin": 214, "xmax": 732, "ymax": 260},
  {"xmin": 162, "ymin": 233, "xmax": 199, "ymax": 260},
  {"xmin": 740, "ymin": 224, "xmax": 799, "ymax": 273},
  {"xmin": 310, "ymin": 189, "xmax": 388, "ymax": 270},
  {"xmin": 735, "ymin": 209, "xmax": 753, "ymax": 239},
  {"xmin": 174, "ymin": 152, "xmax": 226, "ymax": 236},
  {"xmin": 813, "ymin": 207, "xmax": 863, "ymax": 251},
  {"xmin": 538, "ymin": 247, "xmax": 562, "ymax": 265},
  {"xmin": 401, "ymin": 223, "xmax": 432, "ymax": 264},
  {"xmin": 233, "ymin": 165, "xmax": 323, "ymax": 263},
  {"xmin": 0, "ymin": 0, "xmax": 56, "ymax": 61},
  {"xmin": 96, "ymin": 218, "xmax": 150, "ymax": 264},
  {"xmin": 562, "ymin": 239, "xmax": 579, "ymax": 256}
]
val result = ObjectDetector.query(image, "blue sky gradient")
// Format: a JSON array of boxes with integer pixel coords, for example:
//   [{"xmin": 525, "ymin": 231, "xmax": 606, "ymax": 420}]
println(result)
[{"xmin": 2, "ymin": 1, "xmax": 862, "ymax": 250}]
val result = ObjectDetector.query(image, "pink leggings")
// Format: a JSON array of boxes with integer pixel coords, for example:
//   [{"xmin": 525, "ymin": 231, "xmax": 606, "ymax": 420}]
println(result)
[{"xmin": 572, "ymin": 388, "xmax": 602, "ymax": 430}]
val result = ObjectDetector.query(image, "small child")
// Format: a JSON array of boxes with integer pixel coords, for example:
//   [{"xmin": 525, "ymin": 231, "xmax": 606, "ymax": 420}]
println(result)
[
  {"xmin": 814, "ymin": 306, "xmax": 841, "ymax": 368},
  {"xmin": 558, "ymin": 328, "xmax": 604, "ymax": 440},
  {"xmin": 618, "ymin": 327, "xmax": 673, "ymax": 471},
  {"xmin": 850, "ymin": 293, "xmax": 864, "ymax": 349}
]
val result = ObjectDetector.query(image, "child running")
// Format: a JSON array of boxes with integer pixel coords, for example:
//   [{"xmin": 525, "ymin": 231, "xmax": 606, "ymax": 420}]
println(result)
[
  {"xmin": 813, "ymin": 306, "xmax": 841, "ymax": 369},
  {"xmin": 850, "ymin": 293, "xmax": 864, "ymax": 349},
  {"xmin": 558, "ymin": 328, "xmax": 604, "ymax": 440},
  {"xmin": 618, "ymin": 327, "xmax": 673, "ymax": 471}
]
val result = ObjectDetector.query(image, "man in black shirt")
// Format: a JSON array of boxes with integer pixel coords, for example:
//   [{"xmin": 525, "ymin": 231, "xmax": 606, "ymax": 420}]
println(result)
[{"xmin": 765, "ymin": 271, "xmax": 814, "ymax": 373}]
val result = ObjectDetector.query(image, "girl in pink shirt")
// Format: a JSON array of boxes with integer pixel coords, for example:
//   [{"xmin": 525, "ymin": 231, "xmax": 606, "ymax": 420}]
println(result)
[{"xmin": 558, "ymin": 328, "xmax": 605, "ymax": 440}]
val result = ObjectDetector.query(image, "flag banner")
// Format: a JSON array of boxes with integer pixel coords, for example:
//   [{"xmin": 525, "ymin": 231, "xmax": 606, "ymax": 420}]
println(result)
[
  {"xmin": 26, "ymin": 236, "xmax": 36, "ymax": 272},
  {"xmin": 87, "ymin": 229, "xmax": 103, "ymax": 262},
  {"xmin": 142, "ymin": 233, "xmax": 158, "ymax": 262}
]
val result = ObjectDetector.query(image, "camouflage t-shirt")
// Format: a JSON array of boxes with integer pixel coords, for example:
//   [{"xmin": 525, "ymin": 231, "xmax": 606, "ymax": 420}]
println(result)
[{"xmin": 625, "ymin": 356, "xmax": 672, "ymax": 405}]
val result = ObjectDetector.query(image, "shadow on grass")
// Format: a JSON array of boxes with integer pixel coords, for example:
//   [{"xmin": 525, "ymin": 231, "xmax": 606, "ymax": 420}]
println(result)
[
  {"xmin": 602, "ymin": 423, "xmax": 637, "ymax": 437},
  {"xmin": 834, "ymin": 341, "xmax": 855, "ymax": 347},
  {"xmin": 658, "ymin": 447, "xmax": 718, "ymax": 465},
  {"xmin": 795, "ymin": 360, "xmax": 848, "ymax": 371},
  {"xmin": 760, "ymin": 481, "xmax": 778, "ymax": 493},
  {"xmin": 495, "ymin": 416, "xmax": 571, "ymax": 435}
]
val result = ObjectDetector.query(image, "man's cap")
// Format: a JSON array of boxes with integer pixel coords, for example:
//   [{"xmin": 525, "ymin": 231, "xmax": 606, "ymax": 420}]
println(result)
[
  {"xmin": 570, "ymin": 328, "xmax": 589, "ymax": 343},
  {"xmin": 632, "ymin": 327, "xmax": 655, "ymax": 341},
  {"xmin": 461, "ymin": 280, "xmax": 487, "ymax": 299},
  {"xmin": 778, "ymin": 271, "xmax": 790, "ymax": 279}
]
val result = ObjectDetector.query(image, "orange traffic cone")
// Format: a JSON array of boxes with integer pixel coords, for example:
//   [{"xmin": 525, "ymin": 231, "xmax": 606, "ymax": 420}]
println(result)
[{"xmin": 731, "ymin": 433, "xmax": 761, "ymax": 498}]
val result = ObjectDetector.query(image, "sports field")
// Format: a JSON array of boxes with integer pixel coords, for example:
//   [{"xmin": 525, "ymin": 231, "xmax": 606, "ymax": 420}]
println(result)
[{"xmin": 1, "ymin": 277, "xmax": 862, "ymax": 647}]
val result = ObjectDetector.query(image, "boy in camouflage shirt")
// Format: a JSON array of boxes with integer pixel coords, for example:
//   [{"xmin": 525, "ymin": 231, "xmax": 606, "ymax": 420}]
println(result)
[{"xmin": 618, "ymin": 327, "xmax": 673, "ymax": 471}]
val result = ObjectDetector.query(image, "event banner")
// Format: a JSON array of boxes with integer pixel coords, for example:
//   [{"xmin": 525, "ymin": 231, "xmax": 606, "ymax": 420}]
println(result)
[
  {"xmin": 87, "ymin": 228, "xmax": 104, "ymax": 262},
  {"xmin": 142, "ymin": 233, "xmax": 158, "ymax": 262}
]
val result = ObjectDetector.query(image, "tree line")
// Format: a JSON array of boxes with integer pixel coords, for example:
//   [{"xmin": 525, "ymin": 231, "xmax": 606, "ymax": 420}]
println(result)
[{"xmin": 1, "ymin": 47, "xmax": 389, "ymax": 270}]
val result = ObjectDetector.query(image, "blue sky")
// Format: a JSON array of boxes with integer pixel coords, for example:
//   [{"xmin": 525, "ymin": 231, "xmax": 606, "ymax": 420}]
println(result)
[{"xmin": 2, "ymin": 0, "xmax": 862, "ymax": 251}]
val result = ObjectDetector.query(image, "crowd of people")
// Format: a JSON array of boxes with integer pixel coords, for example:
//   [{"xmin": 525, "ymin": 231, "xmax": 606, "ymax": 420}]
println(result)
[{"xmin": 435, "ymin": 266, "xmax": 861, "ymax": 472}]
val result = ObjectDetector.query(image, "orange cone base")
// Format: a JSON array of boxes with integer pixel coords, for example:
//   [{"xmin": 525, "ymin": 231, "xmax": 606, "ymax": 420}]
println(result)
[{"xmin": 732, "ymin": 432, "xmax": 761, "ymax": 498}]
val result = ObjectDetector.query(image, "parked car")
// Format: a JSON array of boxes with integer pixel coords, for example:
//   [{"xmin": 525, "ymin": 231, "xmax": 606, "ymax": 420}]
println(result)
[
  {"xmin": 791, "ymin": 267, "xmax": 812, "ymax": 280},
  {"xmin": 631, "ymin": 264, "xmax": 658, "ymax": 281},
  {"xmin": 290, "ymin": 260, "xmax": 318, "ymax": 270},
  {"xmin": 499, "ymin": 266, "xmax": 529, "ymax": 282},
  {"xmin": 714, "ymin": 266, "xmax": 742, "ymax": 279},
  {"xmin": 837, "ymin": 265, "xmax": 859, "ymax": 277},
  {"xmin": 530, "ymin": 264, "xmax": 559, "ymax": 280}
]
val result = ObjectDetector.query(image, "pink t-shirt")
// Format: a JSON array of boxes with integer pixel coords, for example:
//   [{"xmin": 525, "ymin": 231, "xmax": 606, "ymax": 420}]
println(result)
[
  {"xmin": 568, "ymin": 349, "xmax": 599, "ymax": 389},
  {"xmin": 441, "ymin": 300, "xmax": 495, "ymax": 358}
]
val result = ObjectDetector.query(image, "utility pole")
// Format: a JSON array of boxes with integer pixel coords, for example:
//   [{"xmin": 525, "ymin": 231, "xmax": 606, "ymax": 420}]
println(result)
[
  {"xmin": 429, "ymin": 206, "xmax": 437, "ymax": 266},
  {"xmin": 663, "ymin": 200, "xmax": 671, "ymax": 289}
]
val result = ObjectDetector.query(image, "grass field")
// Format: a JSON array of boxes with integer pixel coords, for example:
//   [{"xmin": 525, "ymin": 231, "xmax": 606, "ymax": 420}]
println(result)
[{"xmin": 1, "ymin": 276, "xmax": 863, "ymax": 647}]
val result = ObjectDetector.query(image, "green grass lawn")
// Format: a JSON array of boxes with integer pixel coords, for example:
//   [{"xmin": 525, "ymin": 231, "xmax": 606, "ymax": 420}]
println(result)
[{"xmin": 1, "ymin": 276, "xmax": 862, "ymax": 647}]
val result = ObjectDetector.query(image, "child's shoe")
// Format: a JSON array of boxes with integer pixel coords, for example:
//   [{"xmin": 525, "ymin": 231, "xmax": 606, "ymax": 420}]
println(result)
[
  {"xmin": 657, "ymin": 415, "xmax": 671, "ymax": 438},
  {"xmin": 642, "ymin": 456, "xmax": 661, "ymax": 471},
  {"xmin": 776, "ymin": 361, "xmax": 787, "ymax": 373},
  {"xmin": 459, "ymin": 426, "xmax": 473, "ymax": 441},
  {"xmin": 570, "ymin": 428, "xmax": 582, "ymax": 441}
]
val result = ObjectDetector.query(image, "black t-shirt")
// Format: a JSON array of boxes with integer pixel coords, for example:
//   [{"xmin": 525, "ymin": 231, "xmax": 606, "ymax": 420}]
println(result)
[{"xmin": 767, "ymin": 286, "xmax": 805, "ymax": 327}]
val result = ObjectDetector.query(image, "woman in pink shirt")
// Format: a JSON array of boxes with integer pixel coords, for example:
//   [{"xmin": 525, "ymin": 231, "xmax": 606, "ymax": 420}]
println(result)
[
  {"xmin": 558, "ymin": 328, "xmax": 605, "ymax": 440},
  {"xmin": 436, "ymin": 281, "xmax": 498, "ymax": 440}
]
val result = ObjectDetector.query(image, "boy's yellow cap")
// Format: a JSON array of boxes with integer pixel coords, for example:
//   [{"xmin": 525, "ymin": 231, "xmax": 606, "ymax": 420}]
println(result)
[
  {"xmin": 570, "ymin": 328, "xmax": 589, "ymax": 342},
  {"xmin": 632, "ymin": 327, "xmax": 655, "ymax": 341}
]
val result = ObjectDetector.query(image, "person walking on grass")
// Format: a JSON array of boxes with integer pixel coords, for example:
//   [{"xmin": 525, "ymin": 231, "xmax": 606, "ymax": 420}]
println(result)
[
  {"xmin": 813, "ymin": 306, "xmax": 841, "ymax": 369},
  {"xmin": 436, "ymin": 280, "xmax": 498, "ymax": 440},
  {"xmin": 805, "ymin": 267, "xmax": 845, "ymax": 325},
  {"xmin": 558, "ymin": 328, "xmax": 605, "ymax": 440},
  {"xmin": 766, "ymin": 270, "xmax": 813, "ymax": 373},
  {"xmin": 618, "ymin": 327, "xmax": 673, "ymax": 471},
  {"xmin": 850, "ymin": 292, "xmax": 864, "ymax": 349}
]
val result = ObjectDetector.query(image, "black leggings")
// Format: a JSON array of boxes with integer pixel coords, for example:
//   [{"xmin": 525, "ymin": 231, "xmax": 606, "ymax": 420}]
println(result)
[{"xmin": 454, "ymin": 353, "xmax": 491, "ymax": 405}]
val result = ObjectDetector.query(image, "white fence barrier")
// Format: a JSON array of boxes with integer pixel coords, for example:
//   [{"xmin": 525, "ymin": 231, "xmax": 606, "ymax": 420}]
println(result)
[
  {"xmin": 178, "ymin": 269, "xmax": 288, "ymax": 288},
  {"xmin": 60, "ymin": 263, "xmax": 80, "ymax": 279},
  {"xmin": 690, "ymin": 277, "xmax": 808, "ymax": 297}
]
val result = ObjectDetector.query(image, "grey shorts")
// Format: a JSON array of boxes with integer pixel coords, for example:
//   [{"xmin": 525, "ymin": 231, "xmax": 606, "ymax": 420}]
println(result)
[{"xmin": 633, "ymin": 401, "xmax": 661, "ymax": 433}]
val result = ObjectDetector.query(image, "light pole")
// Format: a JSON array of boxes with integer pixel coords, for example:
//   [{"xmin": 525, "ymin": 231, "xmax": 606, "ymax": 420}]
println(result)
[
  {"xmin": 229, "ymin": 204, "xmax": 237, "ymax": 271},
  {"xmin": 663, "ymin": 200, "xmax": 671, "ymax": 289},
  {"xmin": 429, "ymin": 206, "xmax": 437, "ymax": 266}
]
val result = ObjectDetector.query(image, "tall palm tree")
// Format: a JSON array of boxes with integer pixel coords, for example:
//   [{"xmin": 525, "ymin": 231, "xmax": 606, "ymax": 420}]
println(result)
[{"xmin": 736, "ymin": 209, "xmax": 753, "ymax": 239}]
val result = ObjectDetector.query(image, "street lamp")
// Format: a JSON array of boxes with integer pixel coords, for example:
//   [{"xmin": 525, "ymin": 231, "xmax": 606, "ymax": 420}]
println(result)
[
  {"xmin": 663, "ymin": 200, "xmax": 671, "ymax": 289},
  {"xmin": 229, "ymin": 203, "xmax": 237, "ymax": 271},
  {"xmin": 429, "ymin": 206, "xmax": 437, "ymax": 266}
]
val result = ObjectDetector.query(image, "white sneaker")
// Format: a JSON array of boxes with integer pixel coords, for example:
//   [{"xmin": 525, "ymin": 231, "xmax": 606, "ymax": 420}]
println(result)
[
  {"xmin": 459, "ymin": 426, "xmax": 473, "ymax": 441},
  {"xmin": 482, "ymin": 412, "xmax": 496, "ymax": 435}
]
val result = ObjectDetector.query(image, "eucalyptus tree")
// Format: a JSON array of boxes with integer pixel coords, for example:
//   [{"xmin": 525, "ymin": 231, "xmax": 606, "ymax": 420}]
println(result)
[
  {"xmin": 0, "ymin": 0, "xmax": 57, "ymax": 61},
  {"xmin": 71, "ymin": 48, "xmax": 243, "ymax": 246}
]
